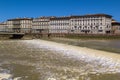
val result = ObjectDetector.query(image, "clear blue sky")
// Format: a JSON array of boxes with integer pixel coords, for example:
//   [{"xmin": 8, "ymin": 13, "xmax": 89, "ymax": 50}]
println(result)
[{"xmin": 0, "ymin": 0, "xmax": 120, "ymax": 22}]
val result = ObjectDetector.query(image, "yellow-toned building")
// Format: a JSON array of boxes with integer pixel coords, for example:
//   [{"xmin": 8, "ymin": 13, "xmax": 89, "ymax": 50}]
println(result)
[
  {"xmin": 6, "ymin": 18, "xmax": 33, "ymax": 33},
  {"xmin": 112, "ymin": 20, "xmax": 120, "ymax": 34}
]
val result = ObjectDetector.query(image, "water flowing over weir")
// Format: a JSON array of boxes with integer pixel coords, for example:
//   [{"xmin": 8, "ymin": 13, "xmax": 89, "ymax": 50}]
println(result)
[
  {"xmin": 24, "ymin": 40, "xmax": 120, "ymax": 72},
  {"xmin": 0, "ymin": 40, "xmax": 120, "ymax": 80},
  {"xmin": 23, "ymin": 40, "xmax": 120, "ymax": 79}
]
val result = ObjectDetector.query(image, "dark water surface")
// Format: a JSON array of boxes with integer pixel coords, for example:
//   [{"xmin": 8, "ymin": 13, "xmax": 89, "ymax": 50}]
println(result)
[
  {"xmin": 0, "ymin": 40, "xmax": 120, "ymax": 80},
  {"xmin": 47, "ymin": 38, "xmax": 120, "ymax": 53}
]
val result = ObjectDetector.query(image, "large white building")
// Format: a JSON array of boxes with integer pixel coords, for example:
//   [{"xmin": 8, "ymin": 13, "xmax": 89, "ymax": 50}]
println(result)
[{"xmin": 69, "ymin": 14, "xmax": 112, "ymax": 34}]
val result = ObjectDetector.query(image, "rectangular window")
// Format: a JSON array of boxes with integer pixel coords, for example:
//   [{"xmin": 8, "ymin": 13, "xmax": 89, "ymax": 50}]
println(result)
[{"xmin": 98, "ymin": 30, "xmax": 103, "ymax": 32}]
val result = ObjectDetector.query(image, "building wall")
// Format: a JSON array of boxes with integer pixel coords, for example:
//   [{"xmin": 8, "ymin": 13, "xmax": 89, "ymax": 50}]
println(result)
[
  {"xmin": 112, "ymin": 23, "xmax": 120, "ymax": 34},
  {"xmin": 113, "ymin": 25, "xmax": 120, "ymax": 34},
  {"xmin": 49, "ymin": 17, "xmax": 69, "ymax": 34},
  {"xmin": 6, "ymin": 18, "xmax": 32, "ymax": 33},
  {"xmin": 32, "ymin": 17, "xmax": 49, "ymax": 34},
  {"xmin": 69, "ymin": 16, "xmax": 112, "ymax": 34},
  {"xmin": 0, "ymin": 22, "xmax": 7, "ymax": 32},
  {"xmin": 6, "ymin": 20, "xmax": 13, "ymax": 32},
  {"xmin": 20, "ymin": 20, "xmax": 32, "ymax": 33},
  {"xmin": 3, "ymin": 14, "xmax": 116, "ymax": 35}
]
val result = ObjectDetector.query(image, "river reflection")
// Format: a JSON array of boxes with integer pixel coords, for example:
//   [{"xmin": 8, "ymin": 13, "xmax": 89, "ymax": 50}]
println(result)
[{"xmin": 0, "ymin": 40, "xmax": 120, "ymax": 80}]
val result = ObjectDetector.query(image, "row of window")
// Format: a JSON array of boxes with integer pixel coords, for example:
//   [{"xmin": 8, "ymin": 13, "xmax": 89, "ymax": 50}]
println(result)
[
  {"xmin": 33, "ymin": 24, "xmax": 49, "ymax": 26},
  {"xmin": 33, "ymin": 22, "xmax": 103, "ymax": 26},
  {"xmin": 71, "ymin": 23, "xmax": 103, "ymax": 26},
  {"xmin": 51, "ymin": 20, "xmax": 69, "ymax": 22},
  {"xmin": 116, "ymin": 27, "xmax": 120, "ymax": 30},
  {"xmin": 33, "ymin": 19, "xmax": 49, "ymax": 22},
  {"xmin": 72, "ymin": 26, "xmax": 102, "ymax": 30},
  {"xmin": 33, "ymin": 22, "xmax": 48, "ymax": 24},
  {"xmin": 72, "ymin": 17, "xmax": 104, "ymax": 19},
  {"xmin": 71, "ymin": 19, "xmax": 103, "ymax": 22},
  {"xmin": 50, "ymin": 23, "xmax": 69, "ymax": 25}
]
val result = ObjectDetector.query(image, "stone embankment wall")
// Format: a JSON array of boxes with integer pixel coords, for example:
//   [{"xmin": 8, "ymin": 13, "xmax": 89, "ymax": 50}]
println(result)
[
  {"xmin": 33, "ymin": 33, "xmax": 120, "ymax": 39},
  {"xmin": 0, "ymin": 34, "xmax": 12, "ymax": 40},
  {"xmin": 1, "ymin": 33, "xmax": 120, "ymax": 40}
]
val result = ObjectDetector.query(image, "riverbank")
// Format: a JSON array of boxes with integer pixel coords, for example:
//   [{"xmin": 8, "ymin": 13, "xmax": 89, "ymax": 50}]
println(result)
[
  {"xmin": 41, "ymin": 38, "xmax": 120, "ymax": 54},
  {"xmin": 1, "ymin": 33, "xmax": 120, "ymax": 40},
  {"xmin": 65, "ymin": 34, "xmax": 120, "ymax": 40},
  {"xmin": 1, "ymin": 35, "xmax": 120, "ymax": 54}
]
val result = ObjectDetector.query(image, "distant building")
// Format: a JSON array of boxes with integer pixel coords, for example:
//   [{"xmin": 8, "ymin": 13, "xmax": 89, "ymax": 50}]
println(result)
[
  {"xmin": 6, "ymin": 18, "xmax": 33, "ymax": 33},
  {"xmin": 112, "ymin": 20, "xmax": 120, "ymax": 34},
  {"xmin": 1, "ymin": 13, "xmax": 119, "ymax": 35},
  {"xmin": 48, "ymin": 14, "xmax": 112, "ymax": 34},
  {"xmin": 0, "ymin": 22, "xmax": 7, "ymax": 32},
  {"xmin": 49, "ymin": 16, "xmax": 70, "ymax": 33},
  {"xmin": 32, "ymin": 17, "xmax": 50, "ymax": 34},
  {"xmin": 69, "ymin": 14, "xmax": 112, "ymax": 34}
]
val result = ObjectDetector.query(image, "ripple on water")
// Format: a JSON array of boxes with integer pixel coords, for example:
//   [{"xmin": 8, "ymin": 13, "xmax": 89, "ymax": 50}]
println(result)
[
  {"xmin": 0, "ymin": 40, "xmax": 120, "ymax": 80},
  {"xmin": 24, "ymin": 40, "xmax": 120, "ymax": 74}
]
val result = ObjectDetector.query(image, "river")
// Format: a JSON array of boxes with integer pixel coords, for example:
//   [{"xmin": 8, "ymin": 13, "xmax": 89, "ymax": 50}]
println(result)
[{"xmin": 0, "ymin": 39, "xmax": 120, "ymax": 80}]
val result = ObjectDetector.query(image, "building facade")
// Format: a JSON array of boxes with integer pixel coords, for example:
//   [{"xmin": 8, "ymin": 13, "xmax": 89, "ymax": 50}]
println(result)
[
  {"xmin": 69, "ymin": 14, "xmax": 112, "ymax": 34},
  {"xmin": 0, "ymin": 22, "xmax": 7, "ymax": 32},
  {"xmin": 6, "ymin": 18, "xmax": 33, "ymax": 33},
  {"xmin": 1, "ymin": 13, "xmax": 119, "ymax": 35},
  {"xmin": 49, "ymin": 16, "xmax": 70, "ymax": 34},
  {"xmin": 32, "ymin": 17, "xmax": 50, "ymax": 34},
  {"xmin": 49, "ymin": 14, "xmax": 112, "ymax": 34},
  {"xmin": 112, "ymin": 20, "xmax": 120, "ymax": 34}
]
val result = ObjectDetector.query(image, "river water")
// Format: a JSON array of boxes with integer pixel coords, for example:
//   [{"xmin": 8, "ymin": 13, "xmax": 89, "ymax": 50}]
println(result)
[{"xmin": 0, "ymin": 39, "xmax": 120, "ymax": 80}]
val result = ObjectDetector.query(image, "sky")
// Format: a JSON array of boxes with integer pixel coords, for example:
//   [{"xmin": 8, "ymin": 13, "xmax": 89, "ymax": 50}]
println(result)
[{"xmin": 0, "ymin": 0, "xmax": 120, "ymax": 22}]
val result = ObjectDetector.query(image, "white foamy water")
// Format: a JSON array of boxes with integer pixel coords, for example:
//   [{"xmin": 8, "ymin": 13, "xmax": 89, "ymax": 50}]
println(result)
[
  {"xmin": 24, "ymin": 39, "xmax": 120, "ymax": 74},
  {"xmin": 0, "ymin": 73, "xmax": 22, "ymax": 80},
  {"xmin": 0, "ymin": 73, "xmax": 11, "ymax": 80}
]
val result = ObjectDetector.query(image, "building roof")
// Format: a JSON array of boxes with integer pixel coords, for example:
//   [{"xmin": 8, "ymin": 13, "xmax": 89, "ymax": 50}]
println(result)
[
  {"xmin": 7, "ymin": 13, "xmax": 112, "ymax": 21},
  {"xmin": 71, "ymin": 13, "xmax": 112, "ymax": 18},
  {"xmin": 50, "ymin": 13, "xmax": 112, "ymax": 20},
  {"xmin": 50, "ymin": 16, "xmax": 70, "ymax": 20},
  {"xmin": 35, "ymin": 16, "xmax": 52, "ymax": 19},
  {"xmin": 0, "ymin": 22, "xmax": 6, "ymax": 25},
  {"xmin": 8, "ymin": 18, "xmax": 33, "ymax": 21},
  {"xmin": 112, "ymin": 21, "xmax": 120, "ymax": 25}
]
